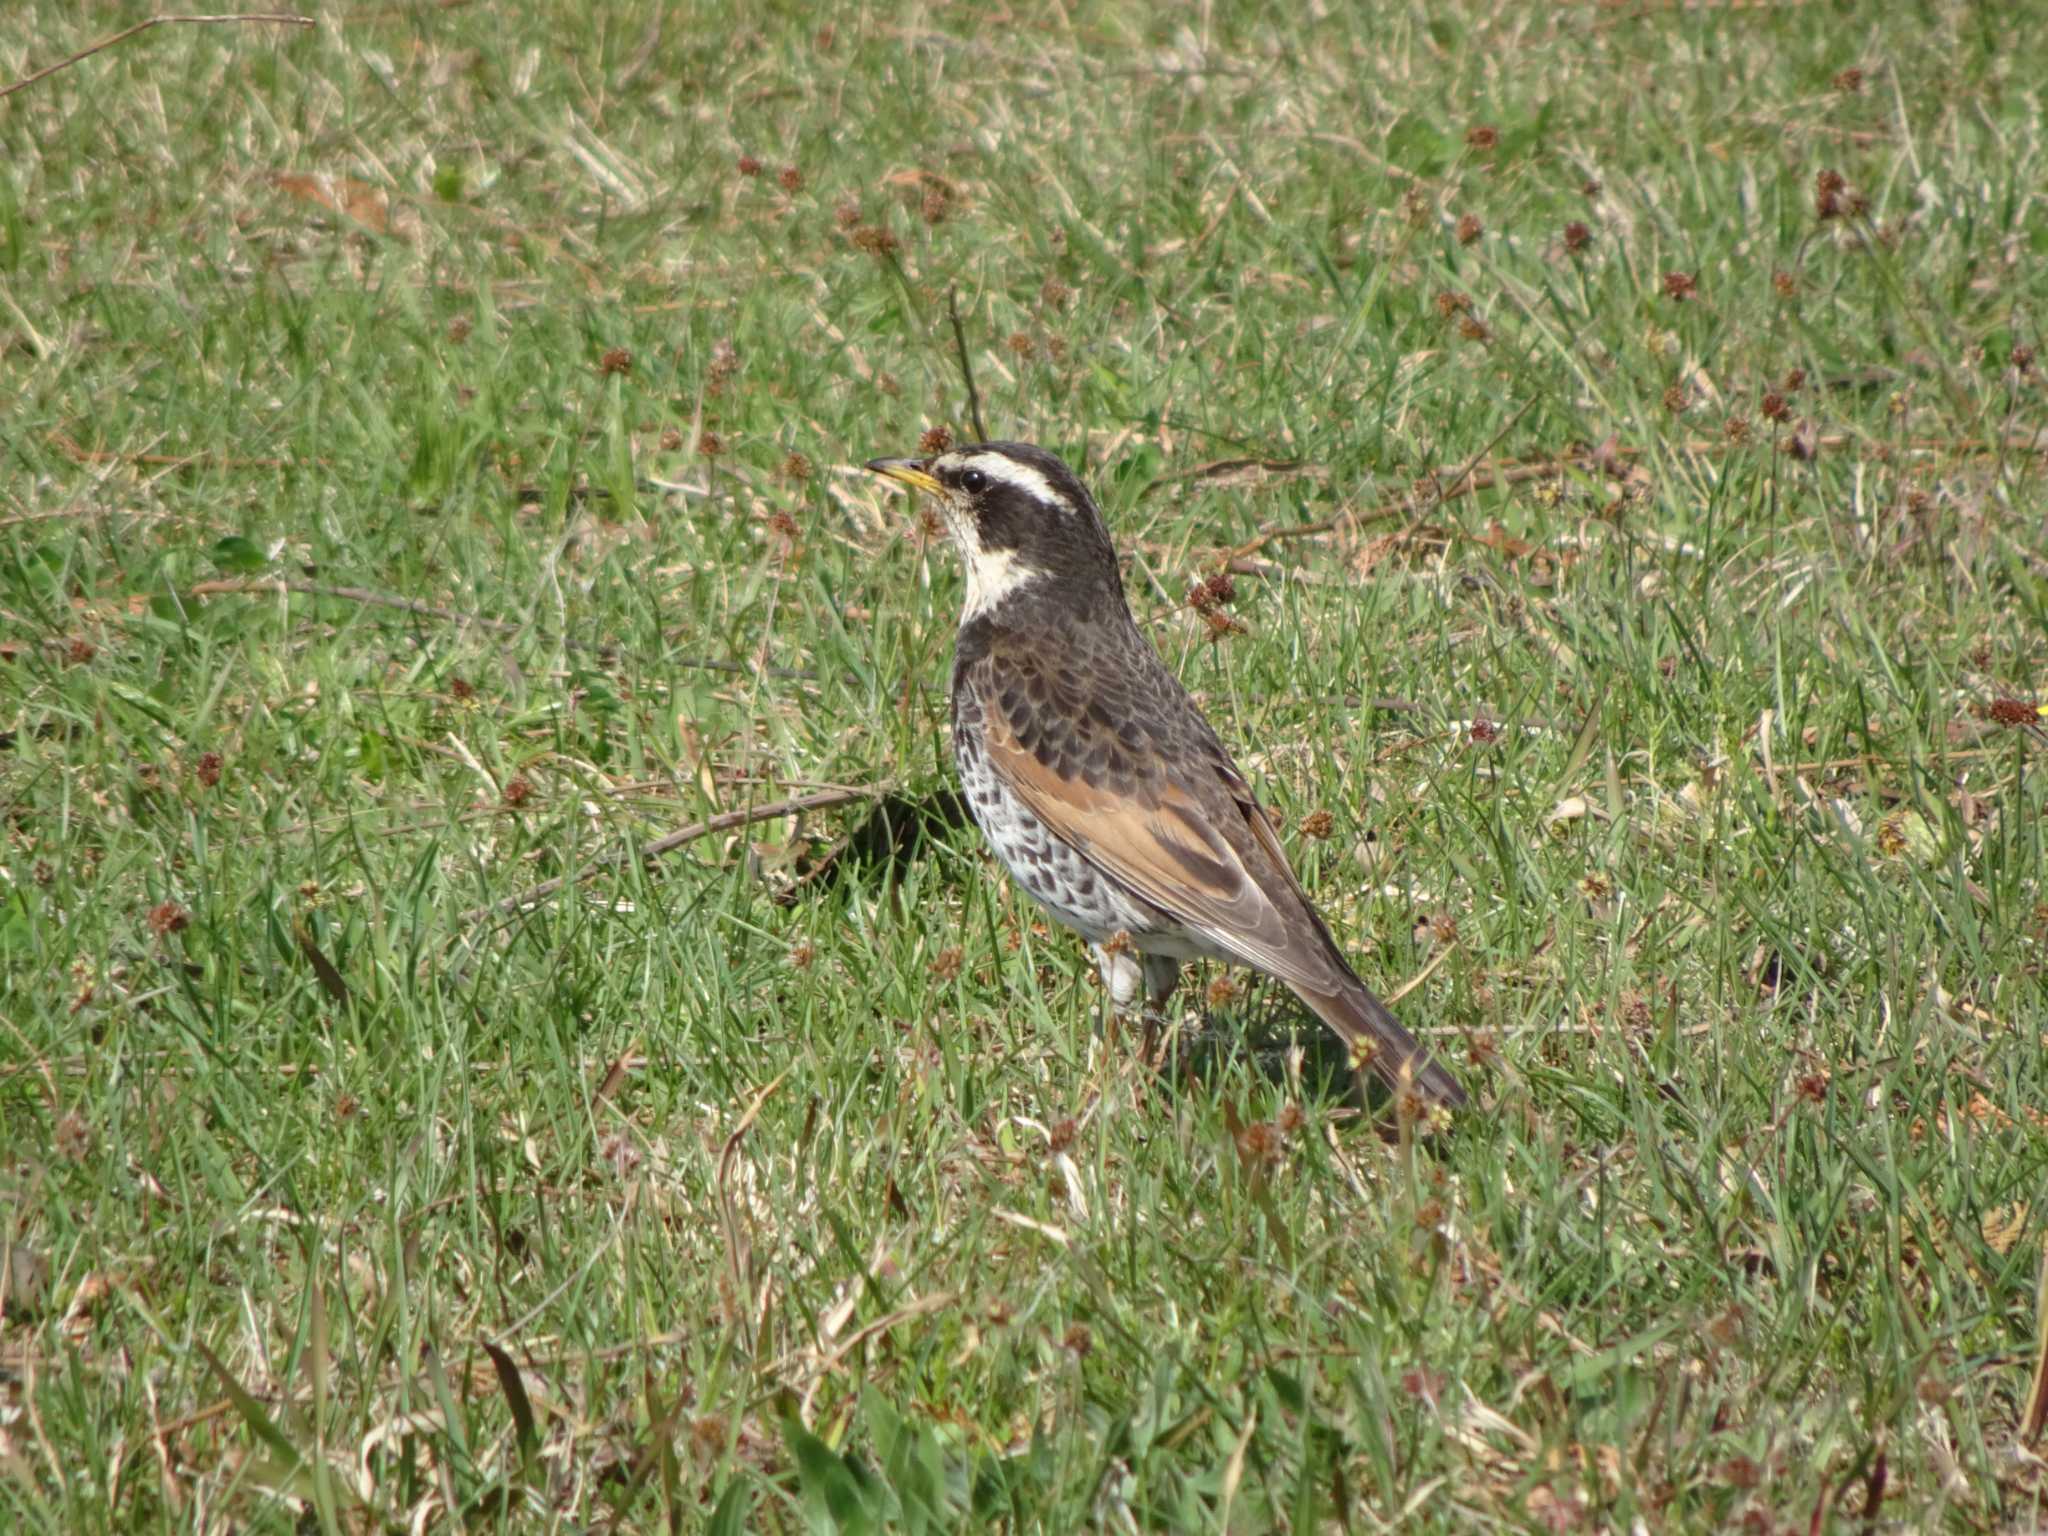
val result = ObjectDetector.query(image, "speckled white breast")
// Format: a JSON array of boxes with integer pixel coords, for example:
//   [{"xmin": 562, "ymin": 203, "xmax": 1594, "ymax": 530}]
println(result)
[{"xmin": 953, "ymin": 728, "xmax": 1165, "ymax": 945}]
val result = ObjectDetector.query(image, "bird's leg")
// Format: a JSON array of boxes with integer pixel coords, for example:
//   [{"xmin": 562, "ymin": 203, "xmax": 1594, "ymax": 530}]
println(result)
[
  {"xmin": 1091, "ymin": 939, "xmax": 1144, "ymax": 1054},
  {"xmin": 1092, "ymin": 940, "xmax": 1182, "ymax": 1071},
  {"xmin": 1138, "ymin": 953, "xmax": 1181, "ymax": 1068}
]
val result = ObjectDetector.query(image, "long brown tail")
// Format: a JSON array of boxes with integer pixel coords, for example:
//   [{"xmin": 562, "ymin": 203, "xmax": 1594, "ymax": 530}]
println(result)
[{"xmin": 1295, "ymin": 975, "xmax": 1468, "ymax": 1111}]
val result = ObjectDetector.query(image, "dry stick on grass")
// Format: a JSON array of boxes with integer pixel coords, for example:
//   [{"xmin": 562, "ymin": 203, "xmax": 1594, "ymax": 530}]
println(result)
[
  {"xmin": 49, "ymin": 431, "xmax": 295, "ymax": 472},
  {"xmin": 2026, "ymin": 1243, "xmax": 2048, "ymax": 1446},
  {"xmin": 185, "ymin": 576, "xmax": 622, "ymax": 653},
  {"xmin": 946, "ymin": 284, "xmax": 989, "ymax": 442},
  {"xmin": 180, "ymin": 575, "xmax": 817, "ymax": 680},
  {"xmin": 1230, "ymin": 397, "xmax": 1537, "ymax": 565},
  {"xmin": 1226, "ymin": 426, "xmax": 2047, "ymax": 566},
  {"xmin": 0, "ymin": 13, "xmax": 314, "ymax": 101},
  {"xmin": 456, "ymin": 784, "xmax": 888, "ymax": 928}
]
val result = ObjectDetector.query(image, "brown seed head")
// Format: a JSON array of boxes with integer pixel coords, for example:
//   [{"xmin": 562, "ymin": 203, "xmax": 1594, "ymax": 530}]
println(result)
[
  {"xmin": 1458, "ymin": 316, "xmax": 1490, "ymax": 343},
  {"xmin": 148, "ymin": 901, "xmax": 190, "ymax": 937},
  {"xmin": 1833, "ymin": 66, "xmax": 1864, "ymax": 92},
  {"xmin": 1987, "ymin": 697, "xmax": 2038, "ymax": 728},
  {"xmin": 1063, "ymin": 1323, "xmax": 1093, "ymax": 1356},
  {"xmin": 660, "ymin": 427, "xmax": 683, "ymax": 451},
  {"xmin": 736, "ymin": 154, "xmax": 763, "ymax": 177},
  {"xmin": 1662, "ymin": 270, "xmax": 1698, "ymax": 301},
  {"xmin": 1466, "ymin": 124, "xmax": 1499, "ymax": 150},
  {"xmin": 1815, "ymin": 168, "xmax": 1847, "ymax": 219},
  {"xmin": 1395, "ymin": 1085, "xmax": 1430, "ymax": 1127},
  {"xmin": 1204, "ymin": 974, "xmax": 1242, "ymax": 1010},
  {"xmin": 1236, "ymin": 1119, "xmax": 1281, "ymax": 1167},
  {"xmin": 1562, "ymin": 220, "xmax": 1592, "ymax": 253},
  {"xmin": 1186, "ymin": 571, "xmax": 1236, "ymax": 612},
  {"xmin": 598, "ymin": 346, "xmax": 632, "ymax": 376},
  {"xmin": 447, "ymin": 315, "xmax": 472, "ymax": 343},
  {"xmin": 834, "ymin": 199, "xmax": 862, "ymax": 230},
  {"xmin": 1041, "ymin": 278, "xmax": 1072, "ymax": 309},
  {"xmin": 778, "ymin": 165, "xmax": 803, "ymax": 193},
  {"xmin": 929, "ymin": 946, "xmax": 964, "ymax": 981},
  {"xmin": 1760, "ymin": 391, "xmax": 1790, "ymax": 422},
  {"xmin": 1455, "ymin": 213, "xmax": 1483, "ymax": 246},
  {"xmin": 782, "ymin": 451, "xmax": 813, "ymax": 481},
  {"xmin": 196, "ymin": 751, "xmax": 223, "ymax": 788},
  {"xmin": 1006, "ymin": 331, "xmax": 1037, "ymax": 359},
  {"xmin": 1772, "ymin": 269, "xmax": 1797, "ymax": 299},
  {"xmin": 502, "ymin": 776, "xmax": 532, "ymax": 808},
  {"xmin": 54, "ymin": 1109, "xmax": 90, "ymax": 1161},
  {"xmin": 1299, "ymin": 808, "xmax": 1335, "ymax": 840},
  {"xmin": 698, "ymin": 430, "xmax": 723, "ymax": 457},
  {"xmin": 919, "ymin": 425, "xmax": 953, "ymax": 455},
  {"xmin": 920, "ymin": 188, "xmax": 948, "ymax": 224},
  {"xmin": 850, "ymin": 224, "xmax": 900, "ymax": 257},
  {"xmin": 1662, "ymin": 384, "xmax": 1691, "ymax": 415},
  {"xmin": 1724, "ymin": 414, "xmax": 1752, "ymax": 444}
]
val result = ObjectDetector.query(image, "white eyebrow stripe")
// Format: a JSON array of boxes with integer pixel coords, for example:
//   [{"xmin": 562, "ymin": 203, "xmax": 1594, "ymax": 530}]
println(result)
[{"xmin": 957, "ymin": 451, "xmax": 1065, "ymax": 510}]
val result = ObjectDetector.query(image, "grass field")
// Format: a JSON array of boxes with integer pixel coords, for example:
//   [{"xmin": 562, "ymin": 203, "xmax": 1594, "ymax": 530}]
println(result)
[{"xmin": 4, "ymin": 2, "xmax": 2048, "ymax": 1530}]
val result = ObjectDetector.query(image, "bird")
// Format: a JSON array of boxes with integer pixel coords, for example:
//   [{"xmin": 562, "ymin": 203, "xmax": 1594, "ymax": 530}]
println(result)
[{"xmin": 866, "ymin": 441, "xmax": 1467, "ymax": 1113}]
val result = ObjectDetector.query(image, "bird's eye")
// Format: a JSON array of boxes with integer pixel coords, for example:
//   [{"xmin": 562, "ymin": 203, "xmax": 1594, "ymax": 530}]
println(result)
[{"xmin": 960, "ymin": 468, "xmax": 988, "ymax": 494}]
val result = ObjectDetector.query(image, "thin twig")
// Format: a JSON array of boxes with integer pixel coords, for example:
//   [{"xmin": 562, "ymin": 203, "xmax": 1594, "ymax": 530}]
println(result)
[
  {"xmin": 457, "ymin": 784, "xmax": 887, "ymax": 928},
  {"xmin": 947, "ymin": 285, "xmax": 988, "ymax": 442},
  {"xmin": 48, "ymin": 431, "xmax": 294, "ymax": 471},
  {"xmin": 1230, "ymin": 397, "xmax": 1537, "ymax": 563},
  {"xmin": 1223, "ymin": 418, "xmax": 2045, "ymax": 565},
  {"xmin": 0, "ymin": 13, "xmax": 313, "ymax": 101},
  {"xmin": 173, "ymin": 576, "xmax": 814, "ymax": 680},
  {"xmin": 185, "ymin": 576, "xmax": 618, "ymax": 652},
  {"xmin": 2025, "ymin": 1240, "xmax": 2048, "ymax": 1445},
  {"xmin": 1386, "ymin": 940, "xmax": 1457, "ymax": 1006}
]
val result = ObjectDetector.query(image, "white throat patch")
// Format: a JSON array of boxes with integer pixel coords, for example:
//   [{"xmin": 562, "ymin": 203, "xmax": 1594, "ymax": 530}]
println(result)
[
  {"xmin": 928, "ymin": 447, "xmax": 1069, "ymax": 619},
  {"xmin": 960, "ymin": 543, "xmax": 1044, "ymax": 619}
]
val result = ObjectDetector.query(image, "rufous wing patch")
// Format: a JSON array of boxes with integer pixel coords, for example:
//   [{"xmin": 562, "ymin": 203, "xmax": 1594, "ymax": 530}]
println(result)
[{"xmin": 978, "ymin": 675, "xmax": 1346, "ymax": 995}]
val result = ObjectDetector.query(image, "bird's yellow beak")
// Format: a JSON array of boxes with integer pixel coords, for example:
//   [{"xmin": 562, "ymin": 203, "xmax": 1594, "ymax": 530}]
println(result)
[{"xmin": 864, "ymin": 457, "xmax": 943, "ymax": 496}]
